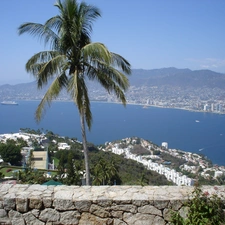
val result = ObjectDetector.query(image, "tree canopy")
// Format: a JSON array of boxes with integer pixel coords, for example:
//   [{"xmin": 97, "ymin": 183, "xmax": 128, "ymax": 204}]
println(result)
[{"xmin": 0, "ymin": 141, "xmax": 22, "ymax": 166}]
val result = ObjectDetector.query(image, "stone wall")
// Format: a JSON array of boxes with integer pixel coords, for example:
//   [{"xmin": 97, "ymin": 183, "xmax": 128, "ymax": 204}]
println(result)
[{"xmin": 0, "ymin": 184, "xmax": 224, "ymax": 225}]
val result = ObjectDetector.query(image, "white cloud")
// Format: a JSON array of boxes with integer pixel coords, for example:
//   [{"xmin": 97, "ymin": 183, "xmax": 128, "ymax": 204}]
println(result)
[{"xmin": 185, "ymin": 58, "xmax": 225, "ymax": 72}]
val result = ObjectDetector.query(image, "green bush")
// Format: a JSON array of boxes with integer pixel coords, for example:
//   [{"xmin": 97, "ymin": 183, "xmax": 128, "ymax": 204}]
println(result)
[{"xmin": 171, "ymin": 184, "xmax": 225, "ymax": 225}]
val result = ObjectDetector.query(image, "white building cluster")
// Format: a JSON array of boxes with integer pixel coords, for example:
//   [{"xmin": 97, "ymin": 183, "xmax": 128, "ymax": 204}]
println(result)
[
  {"xmin": 109, "ymin": 140, "xmax": 194, "ymax": 186},
  {"xmin": 0, "ymin": 132, "xmax": 41, "ymax": 145},
  {"xmin": 58, "ymin": 142, "xmax": 71, "ymax": 150},
  {"xmin": 203, "ymin": 103, "xmax": 223, "ymax": 113}
]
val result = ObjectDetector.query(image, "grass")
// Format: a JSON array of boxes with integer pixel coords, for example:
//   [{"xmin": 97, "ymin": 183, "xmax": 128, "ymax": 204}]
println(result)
[
  {"xmin": 0, "ymin": 166, "xmax": 22, "ymax": 177},
  {"xmin": 0, "ymin": 165, "xmax": 58, "ymax": 178}
]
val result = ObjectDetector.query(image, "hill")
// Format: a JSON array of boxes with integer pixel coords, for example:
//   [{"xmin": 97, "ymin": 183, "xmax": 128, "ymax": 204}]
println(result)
[
  {"xmin": 1, "ymin": 130, "xmax": 223, "ymax": 186},
  {"xmin": 1, "ymin": 68, "xmax": 225, "ymax": 96},
  {"xmin": 1, "ymin": 67, "xmax": 225, "ymax": 113},
  {"xmin": 128, "ymin": 68, "xmax": 225, "ymax": 89}
]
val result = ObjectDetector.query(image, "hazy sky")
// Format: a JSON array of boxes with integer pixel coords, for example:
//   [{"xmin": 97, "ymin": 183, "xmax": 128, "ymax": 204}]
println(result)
[{"xmin": 1, "ymin": 0, "xmax": 225, "ymax": 84}]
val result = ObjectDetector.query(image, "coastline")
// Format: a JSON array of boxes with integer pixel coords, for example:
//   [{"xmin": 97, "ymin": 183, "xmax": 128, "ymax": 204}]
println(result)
[
  {"xmin": 1, "ymin": 99, "xmax": 225, "ymax": 166},
  {"xmin": 91, "ymin": 100, "xmax": 225, "ymax": 115},
  {"xmin": 10, "ymin": 99, "xmax": 225, "ymax": 115}
]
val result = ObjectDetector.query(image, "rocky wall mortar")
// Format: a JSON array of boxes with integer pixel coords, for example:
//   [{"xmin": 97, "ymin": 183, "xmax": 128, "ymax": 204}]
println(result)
[{"xmin": 0, "ymin": 184, "xmax": 224, "ymax": 225}]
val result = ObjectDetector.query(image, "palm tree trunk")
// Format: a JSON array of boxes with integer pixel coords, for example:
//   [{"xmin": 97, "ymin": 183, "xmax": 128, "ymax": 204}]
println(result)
[{"xmin": 80, "ymin": 111, "xmax": 90, "ymax": 185}]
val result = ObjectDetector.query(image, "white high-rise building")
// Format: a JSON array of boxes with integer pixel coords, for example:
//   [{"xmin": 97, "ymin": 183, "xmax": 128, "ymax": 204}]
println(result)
[
  {"xmin": 203, "ymin": 104, "xmax": 209, "ymax": 111},
  {"xmin": 211, "ymin": 103, "xmax": 214, "ymax": 112},
  {"xmin": 162, "ymin": 142, "xmax": 168, "ymax": 149}
]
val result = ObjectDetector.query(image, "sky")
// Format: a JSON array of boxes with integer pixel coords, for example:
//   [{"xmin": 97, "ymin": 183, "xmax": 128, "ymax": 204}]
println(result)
[{"xmin": 1, "ymin": 0, "xmax": 225, "ymax": 85}]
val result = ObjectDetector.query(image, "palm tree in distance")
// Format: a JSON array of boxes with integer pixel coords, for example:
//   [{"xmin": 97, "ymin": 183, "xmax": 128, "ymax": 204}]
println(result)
[{"xmin": 18, "ymin": 0, "xmax": 131, "ymax": 185}]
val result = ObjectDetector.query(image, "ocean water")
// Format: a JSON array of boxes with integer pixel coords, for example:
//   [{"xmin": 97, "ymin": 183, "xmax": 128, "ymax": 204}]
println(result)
[{"xmin": 1, "ymin": 100, "xmax": 225, "ymax": 166}]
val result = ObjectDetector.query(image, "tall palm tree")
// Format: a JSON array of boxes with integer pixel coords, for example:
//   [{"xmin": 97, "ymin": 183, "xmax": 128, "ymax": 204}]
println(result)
[{"xmin": 18, "ymin": 0, "xmax": 131, "ymax": 185}]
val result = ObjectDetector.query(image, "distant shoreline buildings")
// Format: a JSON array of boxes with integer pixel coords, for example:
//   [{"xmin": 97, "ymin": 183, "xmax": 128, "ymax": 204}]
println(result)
[{"xmin": 1, "ymin": 68, "xmax": 225, "ymax": 115}]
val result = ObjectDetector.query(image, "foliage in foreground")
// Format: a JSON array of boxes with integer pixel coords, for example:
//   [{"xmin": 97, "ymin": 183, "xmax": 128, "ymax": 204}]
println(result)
[
  {"xmin": 0, "ymin": 140, "xmax": 23, "ymax": 166},
  {"xmin": 89, "ymin": 150, "xmax": 171, "ymax": 186},
  {"xmin": 16, "ymin": 169, "xmax": 51, "ymax": 184},
  {"xmin": 171, "ymin": 184, "xmax": 225, "ymax": 225}
]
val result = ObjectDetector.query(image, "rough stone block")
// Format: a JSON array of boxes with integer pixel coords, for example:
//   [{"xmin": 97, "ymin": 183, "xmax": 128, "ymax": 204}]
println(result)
[
  {"xmin": 8, "ymin": 210, "xmax": 25, "ymax": 225},
  {"xmin": 79, "ymin": 212, "xmax": 112, "ymax": 225},
  {"xmin": 3, "ymin": 193, "xmax": 16, "ymax": 210},
  {"xmin": 0, "ymin": 218, "xmax": 11, "ymax": 225},
  {"xmin": 16, "ymin": 197, "xmax": 28, "ymax": 212},
  {"xmin": 169, "ymin": 200, "xmax": 183, "ymax": 211},
  {"xmin": 23, "ymin": 212, "xmax": 45, "ymax": 225},
  {"xmin": 111, "ymin": 204, "xmax": 137, "ymax": 213},
  {"xmin": 43, "ymin": 197, "xmax": 52, "ymax": 208},
  {"xmin": 93, "ymin": 200, "xmax": 112, "ymax": 208},
  {"xmin": 113, "ymin": 218, "xmax": 127, "ymax": 225},
  {"xmin": 31, "ymin": 209, "xmax": 40, "ymax": 218},
  {"xmin": 90, "ymin": 204, "xmax": 110, "ymax": 218},
  {"xmin": 27, "ymin": 185, "xmax": 48, "ymax": 192},
  {"xmin": 29, "ymin": 196, "xmax": 42, "ymax": 209},
  {"xmin": 138, "ymin": 205, "xmax": 162, "ymax": 216},
  {"xmin": 111, "ymin": 210, "xmax": 123, "ymax": 219},
  {"xmin": 0, "ymin": 184, "xmax": 13, "ymax": 193},
  {"xmin": 153, "ymin": 215, "xmax": 166, "ymax": 225},
  {"xmin": 163, "ymin": 208, "xmax": 172, "ymax": 222},
  {"xmin": 154, "ymin": 200, "xmax": 169, "ymax": 210},
  {"xmin": 123, "ymin": 212, "xmax": 155, "ymax": 225},
  {"xmin": 53, "ymin": 190, "xmax": 75, "ymax": 210},
  {"xmin": 39, "ymin": 208, "xmax": 60, "ymax": 222},
  {"xmin": 59, "ymin": 211, "xmax": 81, "ymax": 225},
  {"xmin": 132, "ymin": 192, "xmax": 149, "ymax": 201},
  {"xmin": 74, "ymin": 200, "xmax": 91, "ymax": 212},
  {"xmin": 132, "ymin": 200, "xmax": 149, "ymax": 207},
  {"xmin": 0, "ymin": 209, "xmax": 7, "ymax": 218}
]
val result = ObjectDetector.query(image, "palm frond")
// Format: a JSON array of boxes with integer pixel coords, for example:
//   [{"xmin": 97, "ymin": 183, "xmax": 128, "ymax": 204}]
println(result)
[
  {"xmin": 18, "ymin": 22, "xmax": 59, "ymax": 50},
  {"xmin": 97, "ymin": 72, "xmax": 127, "ymax": 105},
  {"xmin": 83, "ymin": 42, "xmax": 111, "ymax": 66},
  {"xmin": 25, "ymin": 51, "xmax": 67, "ymax": 88},
  {"xmin": 104, "ymin": 67, "xmax": 130, "ymax": 91},
  {"xmin": 79, "ymin": 2, "xmax": 101, "ymax": 38},
  {"xmin": 86, "ymin": 62, "xmax": 130, "ymax": 90},
  {"xmin": 111, "ymin": 52, "xmax": 132, "ymax": 75},
  {"xmin": 35, "ymin": 74, "xmax": 68, "ymax": 122},
  {"xmin": 67, "ymin": 72, "xmax": 92, "ymax": 129},
  {"xmin": 25, "ymin": 51, "xmax": 60, "ymax": 68}
]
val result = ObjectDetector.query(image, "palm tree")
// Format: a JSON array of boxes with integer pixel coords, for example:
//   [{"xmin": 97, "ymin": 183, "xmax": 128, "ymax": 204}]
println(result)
[
  {"xmin": 92, "ymin": 158, "xmax": 119, "ymax": 185},
  {"xmin": 18, "ymin": 0, "xmax": 131, "ymax": 185},
  {"xmin": 93, "ymin": 158, "xmax": 110, "ymax": 185}
]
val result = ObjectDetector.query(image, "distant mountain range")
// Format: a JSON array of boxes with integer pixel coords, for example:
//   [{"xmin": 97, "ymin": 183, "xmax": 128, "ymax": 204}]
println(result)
[
  {"xmin": 1, "ymin": 67, "xmax": 225, "ymax": 101},
  {"xmin": 128, "ymin": 67, "xmax": 225, "ymax": 89}
]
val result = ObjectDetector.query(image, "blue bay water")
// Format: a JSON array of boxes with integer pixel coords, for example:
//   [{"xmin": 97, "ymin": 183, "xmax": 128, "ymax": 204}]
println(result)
[{"xmin": 0, "ymin": 101, "xmax": 225, "ymax": 166}]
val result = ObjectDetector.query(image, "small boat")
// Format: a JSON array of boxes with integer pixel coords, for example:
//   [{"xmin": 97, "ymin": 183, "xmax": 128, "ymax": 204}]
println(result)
[
  {"xmin": 195, "ymin": 120, "xmax": 200, "ymax": 123},
  {"xmin": 1, "ymin": 101, "xmax": 18, "ymax": 105}
]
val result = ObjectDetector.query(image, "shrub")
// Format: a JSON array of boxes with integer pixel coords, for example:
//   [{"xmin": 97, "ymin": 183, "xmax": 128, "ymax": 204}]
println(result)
[{"xmin": 171, "ymin": 184, "xmax": 225, "ymax": 225}]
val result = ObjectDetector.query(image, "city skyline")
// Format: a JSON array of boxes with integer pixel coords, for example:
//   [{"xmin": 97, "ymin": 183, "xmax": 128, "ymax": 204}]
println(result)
[{"xmin": 1, "ymin": 0, "xmax": 225, "ymax": 84}]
